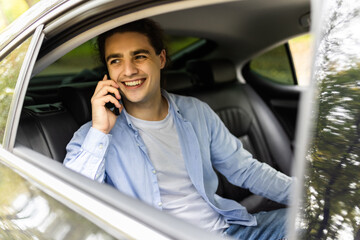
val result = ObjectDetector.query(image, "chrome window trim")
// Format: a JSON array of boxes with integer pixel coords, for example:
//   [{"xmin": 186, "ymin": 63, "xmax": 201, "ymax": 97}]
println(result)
[
  {"xmin": 3, "ymin": 25, "xmax": 44, "ymax": 150},
  {"xmin": 34, "ymin": 0, "xmax": 237, "ymax": 76}
]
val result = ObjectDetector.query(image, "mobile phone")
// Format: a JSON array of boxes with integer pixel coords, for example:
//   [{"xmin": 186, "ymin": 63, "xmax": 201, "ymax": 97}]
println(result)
[
  {"xmin": 105, "ymin": 92, "xmax": 120, "ymax": 116},
  {"xmin": 104, "ymin": 72, "xmax": 121, "ymax": 115}
]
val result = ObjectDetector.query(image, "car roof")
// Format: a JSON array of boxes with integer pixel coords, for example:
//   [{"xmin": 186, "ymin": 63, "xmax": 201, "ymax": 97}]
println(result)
[
  {"xmin": 1, "ymin": 0, "xmax": 310, "ymax": 76},
  {"xmin": 153, "ymin": 0, "xmax": 310, "ymax": 63}
]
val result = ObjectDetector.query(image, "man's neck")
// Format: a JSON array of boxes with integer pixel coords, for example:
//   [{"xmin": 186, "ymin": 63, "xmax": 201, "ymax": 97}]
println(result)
[{"xmin": 124, "ymin": 94, "xmax": 168, "ymax": 121}]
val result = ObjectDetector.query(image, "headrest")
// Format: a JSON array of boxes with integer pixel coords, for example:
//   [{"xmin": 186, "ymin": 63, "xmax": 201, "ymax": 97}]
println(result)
[
  {"xmin": 163, "ymin": 70, "xmax": 193, "ymax": 92},
  {"xmin": 59, "ymin": 82, "xmax": 97, "ymax": 125},
  {"xmin": 186, "ymin": 59, "xmax": 237, "ymax": 87}
]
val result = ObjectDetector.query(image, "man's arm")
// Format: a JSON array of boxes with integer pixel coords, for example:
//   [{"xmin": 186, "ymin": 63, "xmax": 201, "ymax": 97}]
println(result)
[
  {"xmin": 204, "ymin": 103, "xmax": 293, "ymax": 205},
  {"xmin": 64, "ymin": 124, "xmax": 112, "ymax": 182},
  {"xmin": 64, "ymin": 75, "xmax": 122, "ymax": 181}
]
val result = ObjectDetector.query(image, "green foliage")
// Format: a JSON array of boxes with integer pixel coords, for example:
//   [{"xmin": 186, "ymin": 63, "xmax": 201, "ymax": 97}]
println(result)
[
  {"xmin": 0, "ymin": 37, "xmax": 31, "ymax": 143},
  {"xmin": 250, "ymin": 45, "xmax": 294, "ymax": 85},
  {"xmin": 0, "ymin": 0, "xmax": 41, "ymax": 31},
  {"xmin": 303, "ymin": 65, "xmax": 360, "ymax": 239},
  {"xmin": 166, "ymin": 35, "xmax": 199, "ymax": 55},
  {"xmin": 38, "ymin": 40, "xmax": 98, "ymax": 76}
]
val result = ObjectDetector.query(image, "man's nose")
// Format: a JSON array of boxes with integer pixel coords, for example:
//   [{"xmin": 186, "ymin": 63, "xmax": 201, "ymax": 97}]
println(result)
[{"xmin": 123, "ymin": 60, "xmax": 138, "ymax": 76}]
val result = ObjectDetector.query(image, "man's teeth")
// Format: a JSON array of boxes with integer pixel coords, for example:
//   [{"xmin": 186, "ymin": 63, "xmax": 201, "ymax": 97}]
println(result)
[{"xmin": 124, "ymin": 80, "xmax": 143, "ymax": 86}]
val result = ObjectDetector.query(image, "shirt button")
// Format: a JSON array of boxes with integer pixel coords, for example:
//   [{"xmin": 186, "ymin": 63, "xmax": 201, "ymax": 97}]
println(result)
[
  {"xmin": 99, "ymin": 144, "xmax": 103, "ymax": 149},
  {"xmin": 158, "ymin": 202, "xmax": 162, "ymax": 207},
  {"xmin": 152, "ymin": 170, "xmax": 156, "ymax": 174}
]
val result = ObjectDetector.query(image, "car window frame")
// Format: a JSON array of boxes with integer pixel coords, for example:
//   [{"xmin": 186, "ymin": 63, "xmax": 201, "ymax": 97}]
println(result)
[
  {"xmin": 7, "ymin": 1, "xmax": 234, "ymax": 239},
  {"xmin": 3, "ymin": 25, "xmax": 44, "ymax": 150}
]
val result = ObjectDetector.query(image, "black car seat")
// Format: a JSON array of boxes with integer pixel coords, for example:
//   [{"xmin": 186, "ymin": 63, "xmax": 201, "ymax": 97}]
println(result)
[{"xmin": 185, "ymin": 59, "xmax": 293, "ymax": 212}]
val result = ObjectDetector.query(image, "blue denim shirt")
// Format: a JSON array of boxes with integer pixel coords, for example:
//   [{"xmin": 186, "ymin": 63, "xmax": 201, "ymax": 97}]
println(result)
[{"xmin": 64, "ymin": 90, "xmax": 293, "ymax": 226}]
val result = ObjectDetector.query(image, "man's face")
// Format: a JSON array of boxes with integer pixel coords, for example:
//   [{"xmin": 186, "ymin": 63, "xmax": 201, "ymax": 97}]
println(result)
[{"xmin": 104, "ymin": 32, "xmax": 166, "ymax": 105}]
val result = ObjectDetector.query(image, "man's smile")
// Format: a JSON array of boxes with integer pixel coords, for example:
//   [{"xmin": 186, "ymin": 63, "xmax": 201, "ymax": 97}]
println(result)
[{"xmin": 121, "ymin": 78, "xmax": 146, "ymax": 87}]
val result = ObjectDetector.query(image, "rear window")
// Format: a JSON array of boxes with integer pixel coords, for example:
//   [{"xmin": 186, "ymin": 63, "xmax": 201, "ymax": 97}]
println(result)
[
  {"xmin": 37, "ymin": 35, "xmax": 201, "ymax": 77},
  {"xmin": 249, "ymin": 34, "xmax": 312, "ymax": 86}
]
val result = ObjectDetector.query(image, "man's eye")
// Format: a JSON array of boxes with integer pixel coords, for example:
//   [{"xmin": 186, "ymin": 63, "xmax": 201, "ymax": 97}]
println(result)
[
  {"xmin": 110, "ymin": 59, "xmax": 120, "ymax": 65},
  {"xmin": 135, "ymin": 55, "xmax": 147, "ymax": 60}
]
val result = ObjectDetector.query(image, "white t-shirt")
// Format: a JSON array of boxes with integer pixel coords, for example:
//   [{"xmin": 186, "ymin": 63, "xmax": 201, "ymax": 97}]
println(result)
[{"xmin": 128, "ymin": 111, "xmax": 229, "ymax": 233}]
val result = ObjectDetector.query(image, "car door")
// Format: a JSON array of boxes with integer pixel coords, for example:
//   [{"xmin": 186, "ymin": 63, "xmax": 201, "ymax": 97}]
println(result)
[
  {"xmin": 0, "ymin": 1, "xmax": 229, "ymax": 239},
  {"xmin": 0, "ymin": 23, "xmax": 123, "ymax": 239},
  {"xmin": 291, "ymin": 0, "xmax": 360, "ymax": 239}
]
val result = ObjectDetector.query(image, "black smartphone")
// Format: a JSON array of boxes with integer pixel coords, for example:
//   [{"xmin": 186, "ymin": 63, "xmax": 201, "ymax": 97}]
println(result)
[{"xmin": 104, "ymin": 72, "xmax": 121, "ymax": 116}]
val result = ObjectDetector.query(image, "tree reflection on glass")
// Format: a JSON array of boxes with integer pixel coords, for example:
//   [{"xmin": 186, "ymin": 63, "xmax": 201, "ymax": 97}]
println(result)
[
  {"xmin": 300, "ymin": 0, "xmax": 360, "ymax": 239},
  {"xmin": 0, "ymin": 163, "xmax": 117, "ymax": 239},
  {"xmin": 0, "ymin": 37, "xmax": 31, "ymax": 143}
]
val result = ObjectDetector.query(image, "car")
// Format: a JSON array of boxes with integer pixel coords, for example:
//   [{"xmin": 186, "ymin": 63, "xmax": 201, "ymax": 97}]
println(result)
[{"xmin": 0, "ymin": 0, "xmax": 358, "ymax": 239}]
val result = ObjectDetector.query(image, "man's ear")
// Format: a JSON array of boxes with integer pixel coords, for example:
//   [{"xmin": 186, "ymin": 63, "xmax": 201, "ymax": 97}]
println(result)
[{"xmin": 159, "ymin": 49, "xmax": 167, "ymax": 69}]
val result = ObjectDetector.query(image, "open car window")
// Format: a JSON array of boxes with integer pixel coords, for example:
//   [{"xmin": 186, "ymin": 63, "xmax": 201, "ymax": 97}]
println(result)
[
  {"xmin": 249, "ymin": 34, "xmax": 312, "ymax": 86},
  {"xmin": 2, "ymin": 0, "xmax": 313, "ymax": 238}
]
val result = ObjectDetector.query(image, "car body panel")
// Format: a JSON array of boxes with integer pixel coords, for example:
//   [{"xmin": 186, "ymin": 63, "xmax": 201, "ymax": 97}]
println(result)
[
  {"xmin": 290, "ymin": 0, "xmax": 360, "ymax": 239},
  {"xmin": 0, "ymin": 160, "xmax": 119, "ymax": 240}
]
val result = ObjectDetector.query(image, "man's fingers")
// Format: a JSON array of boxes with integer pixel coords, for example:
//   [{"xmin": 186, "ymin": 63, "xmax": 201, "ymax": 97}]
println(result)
[
  {"xmin": 92, "ymin": 92, "xmax": 121, "ymax": 109},
  {"xmin": 93, "ymin": 85, "xmax": 121, "ymax": 100},
  {"xmin": 102, "ymin": 94, "xmax": 122, "ymax": 109},
  {"xmin": 94, "ymin": 75, "xmax": 119, "ymax": 95}
]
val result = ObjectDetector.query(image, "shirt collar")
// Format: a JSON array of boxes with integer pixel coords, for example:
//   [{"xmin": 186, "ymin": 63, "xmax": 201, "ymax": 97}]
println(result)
[
  {"xmin": 161, "ymin": 89, "xmax": 186, "ymax": 121},
  {"xmin": 120, "ymin": 89, "xmax": 185, "ymax": 131}
]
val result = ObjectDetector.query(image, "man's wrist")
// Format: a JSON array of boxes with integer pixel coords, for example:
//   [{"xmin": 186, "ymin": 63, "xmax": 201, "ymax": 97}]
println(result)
[{"xmin": 82, "ymin": 127, "xmax": 112, "ymax": 157}]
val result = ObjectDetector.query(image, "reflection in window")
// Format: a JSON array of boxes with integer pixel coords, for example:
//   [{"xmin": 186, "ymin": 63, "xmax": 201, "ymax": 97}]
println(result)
[
  {"xmin": 298, "ymin": 0, "xmax": 360, "ymax": 239},
  {"xmin": 0, "ymin": 37, "xmax": 32, "ymax": 143},
  {"xmin": 0, "ymin": 163, "xmax": 117, "ymax": 239}
]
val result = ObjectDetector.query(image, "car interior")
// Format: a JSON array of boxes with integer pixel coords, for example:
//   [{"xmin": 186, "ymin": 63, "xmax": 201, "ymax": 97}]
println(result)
[{"xmin": 14, "ymin": 0, "xmax": 310, "ymax": 215}]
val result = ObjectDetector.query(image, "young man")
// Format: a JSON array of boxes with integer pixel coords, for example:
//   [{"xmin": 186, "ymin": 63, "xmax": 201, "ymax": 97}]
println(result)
[{"xmin": 64, "ymin": 19, "xmax": 293, "ymax": 239}]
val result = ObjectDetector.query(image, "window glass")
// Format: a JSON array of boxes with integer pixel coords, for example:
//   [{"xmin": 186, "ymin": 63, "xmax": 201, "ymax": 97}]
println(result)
[
  {"xmin": 37, "ymin": 35, "xmax": 201, "ymax": 77},
  {"xmin": 249, "ymin": 44, "xmax": 295, "ymax": 85},
  {"xmin": 0, "ymin": 36, "xmax": 32, "ymax": 143},
  {"xmin": 0, "ymin": 162, "xmax": 117, "ymax": 239},
  {"xmin": 289, "ymin": 34, "xmax": 313, "ymax": 86},
  {"xmin": 0, "ymin": 0, "xmax": 40, "ymax": 31},
  {"xmin": 38, "ymin": 39, "xmax": 99, "ymax": 76},
  {"xmin": 249, "ymin": 34, "xmax": 312, "ymax": 86},
  {"xmin": 166, "ymin": 36, "xmax": 200, "ymax": 55}
]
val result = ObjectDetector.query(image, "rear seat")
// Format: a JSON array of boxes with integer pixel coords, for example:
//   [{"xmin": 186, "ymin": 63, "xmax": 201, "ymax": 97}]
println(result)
[
  {"xmin": 16, "ymin": 59, "xmax": 292, "ymax": 212},
  {"xmin": 16, "ymin": 103, "xmax": 79, "ymax": 162},
  {"xmin": 185, "ymin": 59, "xmax": 292, "ymax": 212},
  {"xmin": 185, "ymin": 59, "xmax": 292, "ymax": 175},
  {"xmin": 15, "ymin": 71, "xmax": 193, "ymax": 161}
]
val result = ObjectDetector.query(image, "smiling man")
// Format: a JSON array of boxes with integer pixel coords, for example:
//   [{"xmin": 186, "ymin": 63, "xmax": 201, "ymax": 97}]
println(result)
[{"xmin": 64, "ymin": 19, "xmax": 293, "ymax": 239}]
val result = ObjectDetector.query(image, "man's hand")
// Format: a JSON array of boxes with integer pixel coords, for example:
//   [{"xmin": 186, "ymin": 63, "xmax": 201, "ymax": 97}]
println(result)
[{"xmin": 91, "ymin": 75, "xmax": 123, "ymax": 134}]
